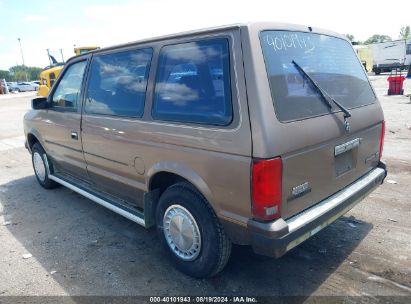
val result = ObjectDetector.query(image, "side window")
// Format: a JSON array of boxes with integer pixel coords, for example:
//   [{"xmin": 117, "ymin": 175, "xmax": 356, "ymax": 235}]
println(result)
[
  {"xmin": 51, "ymin": 61, "xmax": 86, "ymax": 110},
  {"xmin": 49, "ymin": 73, "xmax": 56, "ymax": 87},
  {"xmin": 153, "ymin": 38, "xmax": 232, "ymax": 126},
  {"xmin": 85, "ymin": 48, "xmax": 153, "ymax": 117}
]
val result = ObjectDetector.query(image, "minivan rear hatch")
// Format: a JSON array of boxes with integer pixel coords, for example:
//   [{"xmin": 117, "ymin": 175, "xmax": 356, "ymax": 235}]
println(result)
[{"xmin": 259, "ymin": 30, "xmax": 384, "ymax": 219}]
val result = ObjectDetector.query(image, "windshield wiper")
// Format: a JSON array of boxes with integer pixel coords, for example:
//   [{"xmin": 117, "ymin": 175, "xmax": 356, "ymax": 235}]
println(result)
[{"xmin": 291, "ymin": 60, "xmax": 352, "ymax": 130}]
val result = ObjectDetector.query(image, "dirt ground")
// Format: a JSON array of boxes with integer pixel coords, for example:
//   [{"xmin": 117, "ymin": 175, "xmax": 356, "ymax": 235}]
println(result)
[{"xmin": 0, "ymin": 76, "xmax": 410, "ymax": 300}]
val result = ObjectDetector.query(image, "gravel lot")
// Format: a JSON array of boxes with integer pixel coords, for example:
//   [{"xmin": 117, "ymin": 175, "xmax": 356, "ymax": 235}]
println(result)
[{"xmin": 0, "ymin": 77, "xmax": 410, "ymax": 299}]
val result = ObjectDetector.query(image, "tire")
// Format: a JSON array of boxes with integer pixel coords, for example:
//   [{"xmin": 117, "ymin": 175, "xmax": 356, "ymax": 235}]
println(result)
[
  {"xmin": 156, "ymin": 182, "xmax": 231, "ymax": 278},
  {"xmin": 31, "ymin": 143, "xmax": 58, "ymax": 189}
]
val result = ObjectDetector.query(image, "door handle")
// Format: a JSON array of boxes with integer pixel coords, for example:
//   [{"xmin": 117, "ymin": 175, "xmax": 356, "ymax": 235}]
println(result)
[{"xmin": 71, "ymin": 131, "xmax": 78, "ymax": 140}]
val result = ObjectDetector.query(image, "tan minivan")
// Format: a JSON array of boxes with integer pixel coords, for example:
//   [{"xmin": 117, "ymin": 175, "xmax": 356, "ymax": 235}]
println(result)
[{"xmin": 24, "ymin": 22, "xmax": 387, "ymax": 278}]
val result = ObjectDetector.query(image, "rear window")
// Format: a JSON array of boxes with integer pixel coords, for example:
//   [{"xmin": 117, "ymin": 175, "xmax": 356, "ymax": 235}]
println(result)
[{"xmin": 260, "ymin": 31, "xmax": 376, "ymax": 122}]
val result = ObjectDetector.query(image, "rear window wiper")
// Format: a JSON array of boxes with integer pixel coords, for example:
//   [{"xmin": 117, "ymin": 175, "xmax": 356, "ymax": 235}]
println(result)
[{"xmin": 291, "ymin": 60, "xmax": 352, "ymax": 128}]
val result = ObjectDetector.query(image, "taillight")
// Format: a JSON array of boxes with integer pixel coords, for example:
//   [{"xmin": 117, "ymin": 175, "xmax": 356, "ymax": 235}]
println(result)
[
  {"xmin": 252, "ymin": 157, "xmax": 282, "ymax": 220},
  {"xmin": 379, "ymin": 120, "xmax": 385, "ymax": 160}
]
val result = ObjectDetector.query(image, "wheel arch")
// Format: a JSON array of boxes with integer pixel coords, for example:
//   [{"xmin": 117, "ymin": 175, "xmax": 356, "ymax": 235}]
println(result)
[
  {"xmin": 26, "ymin": 129, "xmax": 45, "ymax": 153},
  {"xmin": 146, "ymin": 161, "xmax": 217, "ymax": 213}
]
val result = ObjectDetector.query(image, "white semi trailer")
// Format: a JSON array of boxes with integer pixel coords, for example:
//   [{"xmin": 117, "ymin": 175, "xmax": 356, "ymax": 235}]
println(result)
[{"xmin": 372, "ymin": 39, "xmax": 411, "ymax": 74}]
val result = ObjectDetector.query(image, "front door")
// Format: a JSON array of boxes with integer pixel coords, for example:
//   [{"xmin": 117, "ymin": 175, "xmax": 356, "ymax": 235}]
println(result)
[{"xmin": 42, "ymin": 60, "xmax": 89, "ymax": 182}]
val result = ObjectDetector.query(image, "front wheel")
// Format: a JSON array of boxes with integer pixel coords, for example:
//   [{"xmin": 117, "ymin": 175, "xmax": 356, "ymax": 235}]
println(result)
[
  {"xmin": 31, "ymin": 143, "xmax": 58, "ymax": 189},
  {"xmin": 156, "ymin": 182, "xmax": 231, "ymax": 278}
]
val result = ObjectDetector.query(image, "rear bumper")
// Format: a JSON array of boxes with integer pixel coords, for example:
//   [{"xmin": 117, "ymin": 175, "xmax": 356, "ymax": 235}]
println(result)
[{"xmin": 247, "ymin": 162, "xmax": 387, "ymax": 258}]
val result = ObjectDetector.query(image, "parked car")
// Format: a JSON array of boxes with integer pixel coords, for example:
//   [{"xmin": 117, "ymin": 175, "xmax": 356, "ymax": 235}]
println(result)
[
  {"xmin": 24, "ymin": 22, "xmax": 387, "ymax": 278},
  {"xmin": 6, "ymin": 82, "xmax": 17, "ymax": 92},
  {"xmin": 8, "ymin": 82, "xmax": 19, "ymax": 92},
  {"xmin": 10, "ymin": 82, "xmax": 38, "ymax": 92},
  {"xmin": 19, "ymin": 81, "xmax": 38, "ymax": 91}
]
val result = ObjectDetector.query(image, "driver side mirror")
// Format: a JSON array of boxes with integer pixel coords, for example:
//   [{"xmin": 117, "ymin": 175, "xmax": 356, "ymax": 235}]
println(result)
[{"xmin": 32, "ymin": 97, "xmax": 49, "ymax": 110}]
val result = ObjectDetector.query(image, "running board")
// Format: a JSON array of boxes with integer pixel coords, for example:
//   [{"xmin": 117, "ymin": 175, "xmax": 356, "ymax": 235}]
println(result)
[{"xmin": 48, "ymin": 174, "xmax": 146, "ymax": 227}]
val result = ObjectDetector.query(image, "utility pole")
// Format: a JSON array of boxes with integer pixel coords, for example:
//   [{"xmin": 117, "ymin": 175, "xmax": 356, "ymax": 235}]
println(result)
[
  {"xmin": 60, "ymin": 49, "xmax": 65, "ymax": 63},
  {"xmin": 17, "ymin": 38, "xmax": 28, "ymax": 81}
]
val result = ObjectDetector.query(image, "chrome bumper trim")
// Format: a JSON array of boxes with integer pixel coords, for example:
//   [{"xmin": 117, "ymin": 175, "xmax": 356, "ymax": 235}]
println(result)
[{"xmin": 287, "ymin": 167, "xmax": 385, "ymax": 233}]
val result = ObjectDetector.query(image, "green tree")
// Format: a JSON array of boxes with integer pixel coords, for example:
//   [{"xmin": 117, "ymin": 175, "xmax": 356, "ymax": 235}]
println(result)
[
  {"xmin": 0, "ymin": 70, "xmax": 10, "ymax": 81},
  {"xmin": 345, "ymin": 34, "xmax": 355, "ymax": 42},
  {"xmin": 27, "ymin": 67, "xmax": 42, "ymax": 81},
  {"xmin": 399, "ymin": 25, "xmax": 410, "ymax": 39},
  {"xmin": 9, "ymin": 65, "xmax": 42, "ymax": 81},
  {"xmin": 364, "ymin": 34, "xmax": 392, "ymax": 44}
]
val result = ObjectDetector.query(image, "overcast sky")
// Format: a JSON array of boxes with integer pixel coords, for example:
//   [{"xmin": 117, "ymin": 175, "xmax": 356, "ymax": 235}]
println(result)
[{"xmin": 1, "ymin": 0, "xmax": 410, "ymax": 70}]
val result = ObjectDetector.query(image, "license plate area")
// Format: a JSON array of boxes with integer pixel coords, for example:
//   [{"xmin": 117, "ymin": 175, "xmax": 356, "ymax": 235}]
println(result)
[
  {"xmin": 334, "ymin": 138, "xmax": 360, "ymax": 177},
  {"xmin": 335, "ymin": 150, "xmax": 356, "ymax": 177}
]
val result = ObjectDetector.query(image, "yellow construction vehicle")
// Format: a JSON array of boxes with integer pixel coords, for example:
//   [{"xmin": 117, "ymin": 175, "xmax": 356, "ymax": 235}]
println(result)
[
  {"xmin": 38, "ymin": 64, "xmax": 64, "ymax": 96},
  {"xmin": 354, "ymin": 45, "xmax": 373, "ymax": 72},
  {"xmin": 74, "ymin": 46, "xmax": 99, "ymax": 56},
  {"xmin": 37, "ymin": 46, "xmax": 99, "ymax": 96}
]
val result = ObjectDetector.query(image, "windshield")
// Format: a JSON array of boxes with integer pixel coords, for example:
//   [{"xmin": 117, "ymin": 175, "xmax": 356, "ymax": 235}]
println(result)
[{"xmin": 260, "ymin": 30, "xmax": 376, "ymax": 122}]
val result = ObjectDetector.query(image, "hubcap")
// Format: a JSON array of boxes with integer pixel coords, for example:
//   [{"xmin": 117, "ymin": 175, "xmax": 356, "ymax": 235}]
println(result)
[
  {"xmin": 33, "ymin": 152, "xmax": 46, "ymax": 182},
  {"xmin": 163, "ymin": 204, "xmax": 201, "ymax": 261}
]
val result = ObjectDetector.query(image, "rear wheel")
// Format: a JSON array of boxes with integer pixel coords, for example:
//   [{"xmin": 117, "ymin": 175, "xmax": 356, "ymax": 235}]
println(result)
[
  {"xmin": 31, "ymin": 143, "xmax": 58, "ymax": 189},
  {"xmin": 156, "ymin": 182, "xmax": 231, "ymax": 278}
]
